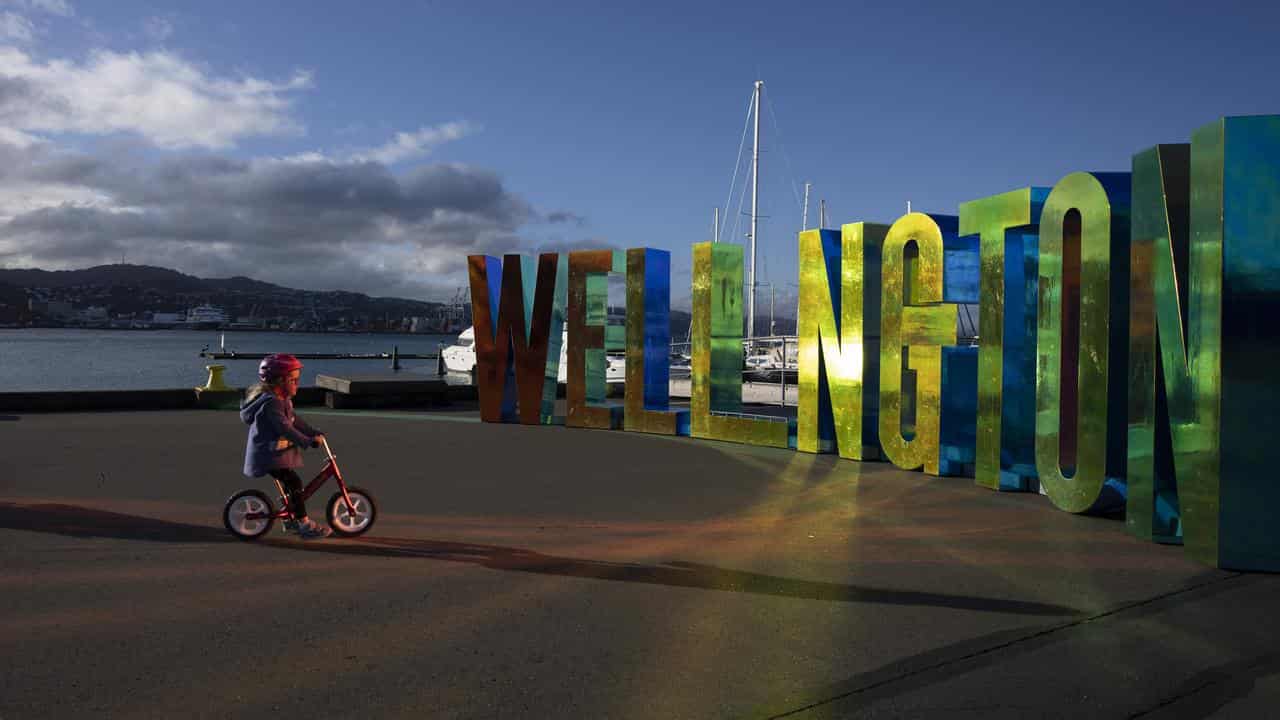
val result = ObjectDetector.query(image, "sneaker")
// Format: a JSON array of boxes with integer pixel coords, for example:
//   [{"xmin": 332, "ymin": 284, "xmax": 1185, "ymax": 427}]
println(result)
[
  {"xmin": 281, "ymin": 518, "xmax": 299, "ymax": 534},
  {"xmin": 296, "ymin": 517, "xmax": 332, "ymax": 540}
]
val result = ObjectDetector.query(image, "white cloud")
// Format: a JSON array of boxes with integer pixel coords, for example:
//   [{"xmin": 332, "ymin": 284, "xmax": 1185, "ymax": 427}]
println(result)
[
  {"xmin": 143, "ymin": 15, "xmax": 173, "ymax": 41},
  {"xmin": 0, "ymin": 11, "xmax": 33, "ymax": 41},
  {"xmin": 0, "ymin": 181, "xmax": 109, "ymax": 223},
  {"xmin": 31, "ymin": 0, "xmax": 71, "ymax": 16},
  {"xmin": 0, "ymin": 47, "xmax": 311, "ymax": 149},
  {"xmin": 267, "ymin": 150, "xmax": 329, "ymax": 165},
  {"xmin": 1, "ymin": 0, "xmax": 72, "ymax": 17},
  {"xmin": 0, "ymin": 126, "xmax": 40, "ymax": 146},
  {"xmin": 255, "ymin": 122, "xmax": 473, "ymax": 167},
  {"xmin": 349, "ymin": 121, "xmax": 473, "ymax": 165}
]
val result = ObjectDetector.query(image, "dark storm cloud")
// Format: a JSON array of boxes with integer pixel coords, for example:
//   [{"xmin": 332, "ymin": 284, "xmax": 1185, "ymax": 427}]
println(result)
[
  {"xmin": 0, "ymin": 76, "xmax": 37, "ymax": 109},
  {"xmin": 530, "ymin": 237, "xmax": 620, "ymax": 254},
  {"xmin": 38, "ymin": 153, "xmax": 534, "ymax": 239},
  {"xmin": 4, "ymin": 205, "xmax": 131, "ymax": 259},
  {"xmin": 22, "ymin": 153, "xmax": 106, "ymax": 185},
  {"xmin": 544, "ymin": 210, "xmax": 586, "ymax": 226},
  {"xmin": 0, "ymin": 139, "xmax": 595, "ymax": 299},
  {"xmin": 401, "ymin": 164, "xmax": 532, "ymax": 224},
  {"xmin": 0, "ymin": 74, "xmax": 71, "ymax": 122}
]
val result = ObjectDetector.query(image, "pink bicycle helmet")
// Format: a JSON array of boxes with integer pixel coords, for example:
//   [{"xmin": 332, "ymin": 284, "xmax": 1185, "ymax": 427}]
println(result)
[{"xmin": 259, "ymin": 353, "xmax": 303, "ymax": 382}]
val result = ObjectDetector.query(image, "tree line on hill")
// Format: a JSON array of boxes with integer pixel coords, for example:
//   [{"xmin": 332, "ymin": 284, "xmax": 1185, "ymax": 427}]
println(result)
[
  {"xmin": 0, "ymin": 264, "xmax": 456, "ymax": 331},
  {"xmin": 0, "ymin": 264, "xmax": 718, "ymax": 338}
]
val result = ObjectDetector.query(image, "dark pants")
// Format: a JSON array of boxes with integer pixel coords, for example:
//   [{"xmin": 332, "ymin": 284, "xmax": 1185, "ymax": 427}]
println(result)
[{"xmin": 268, "ymin": 468, "xmax": 308, "ymax": 519}]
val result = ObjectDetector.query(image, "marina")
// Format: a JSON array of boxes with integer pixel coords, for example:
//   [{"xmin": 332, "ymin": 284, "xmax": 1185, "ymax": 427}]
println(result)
[
  {"xmin": 200, "ymin": 351, "xmax": 438, "ymax": 360},
  {"xmin": 0, "ymin": 328, "xmax": 801, "ymax": 407}
]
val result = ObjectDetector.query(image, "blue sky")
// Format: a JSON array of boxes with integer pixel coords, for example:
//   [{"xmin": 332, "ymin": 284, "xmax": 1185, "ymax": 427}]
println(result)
[{"xmin": 1, "ymin": 0, "xmax": 1277, "ymax": 308}]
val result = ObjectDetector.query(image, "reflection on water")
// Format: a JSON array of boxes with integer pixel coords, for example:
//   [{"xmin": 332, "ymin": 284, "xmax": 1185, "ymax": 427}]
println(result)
[{"xmin": 0, "ymin": 328, "xmax": 457, "ymax": 392}]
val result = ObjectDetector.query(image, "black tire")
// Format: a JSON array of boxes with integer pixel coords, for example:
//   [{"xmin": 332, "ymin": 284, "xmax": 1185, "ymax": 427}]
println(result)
[
  {"xmin": 223, "ymin": 489, "xmax": 276, "ymax": 541},
  {"xmin": 326, "ymin": 486, "xmax": 377, "ymax": 537}
]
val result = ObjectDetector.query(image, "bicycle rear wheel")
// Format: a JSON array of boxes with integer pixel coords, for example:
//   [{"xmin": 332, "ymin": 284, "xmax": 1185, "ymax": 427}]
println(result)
[{"xmin": 223, "ymin": 489, "xmax": 276, "ymax": 540}]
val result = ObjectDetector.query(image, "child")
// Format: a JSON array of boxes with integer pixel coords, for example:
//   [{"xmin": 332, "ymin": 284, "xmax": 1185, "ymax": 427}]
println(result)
[{"xmin": 240, "ymin": 353, "xmax": 331, "ymax": 539}]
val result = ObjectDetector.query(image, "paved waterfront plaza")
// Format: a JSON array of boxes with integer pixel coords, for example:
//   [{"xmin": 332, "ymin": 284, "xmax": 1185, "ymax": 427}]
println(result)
[{"xmin": 2, "ymin": 408, "xmax": 1278, "ymax": 718}]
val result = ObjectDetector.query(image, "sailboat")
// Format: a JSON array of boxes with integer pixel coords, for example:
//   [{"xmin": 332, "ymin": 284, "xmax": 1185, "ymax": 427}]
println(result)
[
  {"xmin": 441, "ymin": 325, "xmax": 626, "ymax": 386},
  {"xmin": 447, "ymin": 80, "xmax": 793, "ymax": 390}
]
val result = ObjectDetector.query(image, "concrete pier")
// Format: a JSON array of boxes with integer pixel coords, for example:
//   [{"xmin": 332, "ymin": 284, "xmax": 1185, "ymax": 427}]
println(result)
[{"xmin": 2, "ymin": 406, "xmax": 1278, "ymax": 718}]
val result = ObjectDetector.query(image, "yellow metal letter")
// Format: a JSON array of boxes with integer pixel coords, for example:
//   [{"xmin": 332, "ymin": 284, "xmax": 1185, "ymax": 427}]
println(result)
[
  {"xmin": 959, "ymin": 188, "xmax": 1045, "ymax": 490},
  {"xmin": 879, "ymin": 213, "xmax": 958, "ymax": 474},
  {"xmin": 797, "ymin": 224, "xmax": 886, "ymax": 459},
  {"xmin": 1036, "ymin": 172, "xmax": 1130, "ymax": 513}
]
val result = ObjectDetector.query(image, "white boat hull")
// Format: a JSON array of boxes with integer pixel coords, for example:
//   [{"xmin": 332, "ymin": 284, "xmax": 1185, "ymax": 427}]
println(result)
[{"xmin": 442, "ymin": 327, "xmax": 624, "ymax": 384}]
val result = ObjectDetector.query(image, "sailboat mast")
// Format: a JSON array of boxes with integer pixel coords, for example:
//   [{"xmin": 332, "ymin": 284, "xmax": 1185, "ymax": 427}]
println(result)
[
  {"xmin": 748, "ymin": 79, "xmax": 763, "ymax": 342},
  {"xmin": 802, "ymin": 182, "xmax": 811, "ymax": 231}
]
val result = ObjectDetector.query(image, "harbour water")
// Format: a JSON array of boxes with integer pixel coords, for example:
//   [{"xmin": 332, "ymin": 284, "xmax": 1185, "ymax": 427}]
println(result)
[{"xmin": 0, "ymin": 329, "xmax": 458, "ymax": 392}]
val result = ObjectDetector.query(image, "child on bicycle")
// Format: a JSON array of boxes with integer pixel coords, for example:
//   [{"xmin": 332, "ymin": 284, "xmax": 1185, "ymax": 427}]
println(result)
[{"xmin": 240, "ymin": 353, "xmax": 331, "ymax": 539}]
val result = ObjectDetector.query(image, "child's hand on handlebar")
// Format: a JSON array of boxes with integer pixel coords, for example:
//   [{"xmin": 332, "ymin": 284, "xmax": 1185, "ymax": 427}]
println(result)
[{"xmin": 311, "ymin": 433, "xmax": 326, "ymax": 449}]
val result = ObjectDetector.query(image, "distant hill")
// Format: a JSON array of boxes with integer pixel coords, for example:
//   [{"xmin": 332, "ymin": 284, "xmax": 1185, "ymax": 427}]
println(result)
[
  {"xmin": 205, "ymin": 275, "xmax": 293, "ymax": 294},
  {"xmin": 0, "ymin": 263, "xmax": 723, "ymax": 338},
  {"xmin": 0, "ymin": 264, "xmax": 427, "ymax": 305},
  {"xmin": 0, "ymin": 263, "xmax": 452, "ymax": 329},
  {"xmin": 0, "ymin": 264, "xmax": 204, "ymax": 292}
]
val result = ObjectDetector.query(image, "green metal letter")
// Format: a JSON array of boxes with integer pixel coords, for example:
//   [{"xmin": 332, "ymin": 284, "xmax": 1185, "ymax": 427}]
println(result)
[
  {"xmin": 1036, "ymin": 172, "xmax": 1130, "ymax": 513},
  {"xmin": 1129, "ymin": 116, "xmax": 1280, "ymax": 571},
  {"xmin": 690, "ymin": 242, "xmax": 790, "ymax": 448},
  {"xmin": 567, "ymin": 250, "xmax": 624, "ymax": 429}
]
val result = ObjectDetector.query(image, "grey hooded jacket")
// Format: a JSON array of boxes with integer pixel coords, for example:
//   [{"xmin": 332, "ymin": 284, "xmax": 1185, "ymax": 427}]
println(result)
[{"xmin": 240, "ymin": 391, "xmax": 321, "ymax": 477}]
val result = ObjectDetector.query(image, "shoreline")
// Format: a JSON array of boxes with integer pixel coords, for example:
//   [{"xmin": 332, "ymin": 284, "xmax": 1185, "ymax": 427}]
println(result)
[
  {"xmin": 0, "ymin": 379, "xmax": 802, "ymax": 412},
  {"xmin": 0, "ymin": 386, "xmax": 331, "ymax": 413},
  {"xmin": 3, "ymin": 325, "xmax": 460, "ymax": 335}
]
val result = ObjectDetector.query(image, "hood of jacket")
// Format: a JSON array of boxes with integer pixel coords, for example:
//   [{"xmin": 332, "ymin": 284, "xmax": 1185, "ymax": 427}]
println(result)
[{"xmin": 240, "ymin": 391, "xmax": 273, "ymax": 425}]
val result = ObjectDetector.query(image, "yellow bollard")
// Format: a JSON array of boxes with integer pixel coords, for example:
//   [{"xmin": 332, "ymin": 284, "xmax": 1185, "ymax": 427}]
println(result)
[
  {"xmin": 201, "ymin": 364, "xmax": 232, "ymax": 392},
  {"xmin": 194, "ymin": 363, "xmax": 240, "ymax": 409}
]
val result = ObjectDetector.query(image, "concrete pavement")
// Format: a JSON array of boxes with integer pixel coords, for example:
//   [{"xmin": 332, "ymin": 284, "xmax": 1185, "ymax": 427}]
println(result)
[{"xmin": 1, "ymin": 407, "xmax": 1276, "ymax": 718}]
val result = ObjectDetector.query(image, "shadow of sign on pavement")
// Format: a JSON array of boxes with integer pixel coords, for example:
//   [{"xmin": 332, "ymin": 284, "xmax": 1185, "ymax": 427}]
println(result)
[{"xmin": 1, "ymin": 500, "xmax": 1078, "ymax": 617}]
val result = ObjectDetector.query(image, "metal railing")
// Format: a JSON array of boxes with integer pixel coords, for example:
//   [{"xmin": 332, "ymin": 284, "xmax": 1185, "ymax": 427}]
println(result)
[
  {"xmin": 670, "ymin": 326, "xmax": 980, "ymax": 407},
  {"xmin": 669, "ymin": 335, "xmax": 798, "ymax": 407}
]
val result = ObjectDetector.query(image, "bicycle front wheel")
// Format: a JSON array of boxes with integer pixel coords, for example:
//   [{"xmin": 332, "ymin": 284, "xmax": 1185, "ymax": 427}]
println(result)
[{"xmin": 326, "ymin": 487, "xmax": 377, "ymax": 537}]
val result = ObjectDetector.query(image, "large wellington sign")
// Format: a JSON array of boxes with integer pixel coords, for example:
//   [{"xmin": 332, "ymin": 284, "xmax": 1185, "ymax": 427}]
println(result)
[{"xmin": 466, "ymin": 115, "xmax": 1280, "ymax": 572}]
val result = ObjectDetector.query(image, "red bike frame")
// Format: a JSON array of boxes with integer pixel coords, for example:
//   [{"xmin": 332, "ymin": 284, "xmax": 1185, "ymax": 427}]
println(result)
[{"xmin": 246, "ymin": 438, "xmax": 358, "ymax": 521}]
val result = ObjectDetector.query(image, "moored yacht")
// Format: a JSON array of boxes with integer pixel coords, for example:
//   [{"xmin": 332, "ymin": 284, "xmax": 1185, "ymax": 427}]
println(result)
[
  {"xmin": 744, "ymin": 338, "xmax": 798, "ymax": 382},
  {"xmin": 442, "ymin": 326, "xmax": 625, "ymax": 385},
  {"xmin": 441, "ymin": 326, "xmax": 477, "ymax": 375}
]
